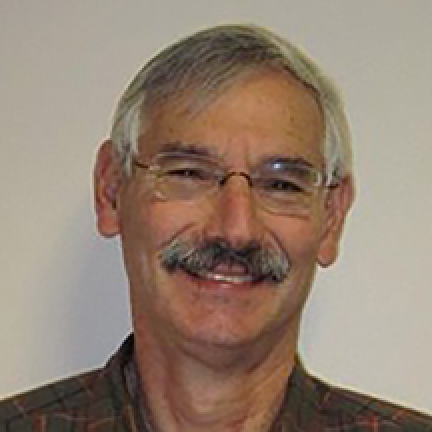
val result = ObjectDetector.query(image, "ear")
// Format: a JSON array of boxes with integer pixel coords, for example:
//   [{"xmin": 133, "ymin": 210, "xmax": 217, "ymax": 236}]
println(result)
[
  {"xmin": 317, "ymin": 175, "xmax": 355, "ymax": 267},
  {"xmin": 94, "ymin": 140, "xmax": 123, "ymax": 237}
]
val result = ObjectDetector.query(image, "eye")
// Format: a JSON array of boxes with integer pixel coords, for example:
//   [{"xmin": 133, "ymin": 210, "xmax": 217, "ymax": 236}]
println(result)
[
  {"xmin": 165, "ymin": 167, "xmax": 211, "ymax": 181},
  {"xmin": 261, "ymin": 178, "xmax": 304, "ymax": 193}
]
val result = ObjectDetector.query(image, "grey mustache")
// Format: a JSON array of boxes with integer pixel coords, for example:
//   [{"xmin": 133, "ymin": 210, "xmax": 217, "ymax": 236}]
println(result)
[{"xmin": 160, "ymin": 238, "xmax": 290, "ymax": 283}]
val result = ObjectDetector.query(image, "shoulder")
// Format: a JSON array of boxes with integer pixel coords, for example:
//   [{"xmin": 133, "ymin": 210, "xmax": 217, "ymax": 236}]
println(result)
[
  {"xmin": 0, "ymin": 368, "xmax": 126, "ymax": 431},
  {"xmin": 291, "ymin": 366, "xmax": 432, "ymax": 431},
  {"xmin": 0, "ymin": 337, "xmax": 135, "ymax": 431}
]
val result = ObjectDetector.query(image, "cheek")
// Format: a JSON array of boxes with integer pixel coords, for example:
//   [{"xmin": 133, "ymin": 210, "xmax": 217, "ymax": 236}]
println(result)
[
  {"xmin": 144, "ymin": 201, "xmax": 201, "ymax": 250},
  {"xmin": 275, "ymin": 218, "xmax": 323, "ymax": 301},
  {"xmin": 119, "ymin": 194, "xmax": 200, "ymax": 277},
  {"xmin": 275, "ymin": 216, "xmax": 323, "ymax": 264}
]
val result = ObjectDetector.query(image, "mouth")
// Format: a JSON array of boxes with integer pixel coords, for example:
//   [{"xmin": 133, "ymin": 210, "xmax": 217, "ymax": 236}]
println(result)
[
  {"xmin": 181, "ymin": 263, "xmax": 262, "ymax": 285},
  {"xmin": 190, "ymin": 269, "xmax": 255, "ymax": 284},
  {"xmin": 160, "ymin": 237, "xmax": 290, "ymax": 285}
]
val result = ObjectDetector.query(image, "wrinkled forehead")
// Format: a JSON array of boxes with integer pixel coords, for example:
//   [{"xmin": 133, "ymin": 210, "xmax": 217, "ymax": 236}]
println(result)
[
  {"xmin": 138, "ymin": 69, "xmax": 325, "ymax": 167},
  {"xmin": 139, "ymin": 65, "xmax": 322, "ymax": 133}
]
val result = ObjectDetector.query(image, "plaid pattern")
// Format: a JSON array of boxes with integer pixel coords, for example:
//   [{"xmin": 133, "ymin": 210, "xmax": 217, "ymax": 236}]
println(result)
[{"xmin": 1, "ymin": 335, "xmax": 431, "ymax": 431}]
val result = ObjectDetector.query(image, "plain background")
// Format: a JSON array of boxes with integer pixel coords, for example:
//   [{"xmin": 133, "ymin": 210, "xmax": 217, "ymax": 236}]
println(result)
[{"xmin": 1, "ymin": 1, "xmax": 431, "ymax": 414}]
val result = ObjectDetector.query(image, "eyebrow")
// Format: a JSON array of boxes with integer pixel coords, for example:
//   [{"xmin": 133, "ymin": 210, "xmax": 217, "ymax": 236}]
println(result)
[
  {"xmin": 260, "ymin": 156, "xmax": 316, "ymax": 169},
  {"xmin": 154, "ymin": 143, "xmax": 317, "ymax": 169},
  {"xmin": 157, "ymin": 142, "xmax": 218, "ymax": 158}
]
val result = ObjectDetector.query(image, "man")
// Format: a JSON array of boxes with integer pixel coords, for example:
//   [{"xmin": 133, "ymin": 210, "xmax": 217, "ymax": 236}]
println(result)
[{"xmin": 1, "ymin": 24, "xmax": 431, "ymax": 431}]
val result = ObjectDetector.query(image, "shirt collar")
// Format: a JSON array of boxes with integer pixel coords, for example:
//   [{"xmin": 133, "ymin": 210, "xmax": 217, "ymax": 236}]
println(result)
[{"xmin": 112, "ymin": 334, "xmax": 323, "ymax": 431}]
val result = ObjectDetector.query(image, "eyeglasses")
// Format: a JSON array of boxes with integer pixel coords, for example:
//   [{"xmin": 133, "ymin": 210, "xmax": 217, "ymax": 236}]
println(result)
[{"xmin": 132, "ymin": 152, "xmax": 328, "ymax": 216}]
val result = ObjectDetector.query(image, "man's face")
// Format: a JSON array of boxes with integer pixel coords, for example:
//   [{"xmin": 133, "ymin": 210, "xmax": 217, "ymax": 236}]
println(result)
[{"xmin": 101, "ymin": 71, "xmax": 349, "ymax": 350}]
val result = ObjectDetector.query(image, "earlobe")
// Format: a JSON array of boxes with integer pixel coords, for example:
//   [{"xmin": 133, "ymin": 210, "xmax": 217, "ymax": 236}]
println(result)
[
  {"xmin": 94, "ymin": 140, "xmax": 123, "ymax": 237},
  {"xmin": 317, "ymin": 175, "xmax": 355, "ymax": 267}
]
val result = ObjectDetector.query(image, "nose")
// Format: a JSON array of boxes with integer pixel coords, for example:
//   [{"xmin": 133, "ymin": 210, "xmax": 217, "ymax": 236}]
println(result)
[{"xmin": 207, "ymin": 173, "xmax": 260, "ymax": 247}]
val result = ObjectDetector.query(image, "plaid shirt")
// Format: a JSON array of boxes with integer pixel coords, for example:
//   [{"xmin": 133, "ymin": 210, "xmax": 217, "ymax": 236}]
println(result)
[{"xmin": 1, "ymin": 335, "xmax": 431, "ymax": 431}]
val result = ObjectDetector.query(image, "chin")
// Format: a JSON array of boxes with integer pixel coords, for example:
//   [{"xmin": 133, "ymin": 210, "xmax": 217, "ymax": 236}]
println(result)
[
  {"xmin": 165, "ymin": 290, "xmax": 289, "ymax": 352},
  {"xmin": 150, "ymin": 265, "xmax": 301, "ymax": 352}
]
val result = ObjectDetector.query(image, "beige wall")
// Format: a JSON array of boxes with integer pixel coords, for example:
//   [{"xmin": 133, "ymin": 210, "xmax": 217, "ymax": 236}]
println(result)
[{"xmin": 1, "ymin": 0, "xmax": 431, "ymax": 414}]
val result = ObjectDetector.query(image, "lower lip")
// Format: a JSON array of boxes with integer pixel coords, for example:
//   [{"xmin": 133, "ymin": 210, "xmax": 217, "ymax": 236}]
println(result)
[
  {"xmin": 181, "ymin": 269, "xmax": 261, "ymax": 291},
  {"xmin": 195, "ymin": 270, "xmax": 254, "ymax": 284}
]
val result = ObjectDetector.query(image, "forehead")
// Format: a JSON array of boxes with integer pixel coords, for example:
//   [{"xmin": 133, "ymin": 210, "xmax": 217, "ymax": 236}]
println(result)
[{"xmin": 138, "ymin": 70, "xmax": 325, "ymax": 166}]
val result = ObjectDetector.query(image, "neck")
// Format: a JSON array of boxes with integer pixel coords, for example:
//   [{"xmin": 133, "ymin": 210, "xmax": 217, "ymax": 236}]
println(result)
[{"xmin": 132, "ymin": 321, "xmax": 298, "ymax": 432}]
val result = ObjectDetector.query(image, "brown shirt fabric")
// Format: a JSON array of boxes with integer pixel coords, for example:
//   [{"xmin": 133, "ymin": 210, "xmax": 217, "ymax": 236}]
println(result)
[{"xmin": 1, "ymin": 335, "xmax": 431, "ymax": 431}]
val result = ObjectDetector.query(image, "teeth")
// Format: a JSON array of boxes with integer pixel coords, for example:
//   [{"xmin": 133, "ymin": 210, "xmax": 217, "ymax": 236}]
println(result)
[{"xmin": 195, "ymin": 270, "xmax": 253, "ymax": 284}]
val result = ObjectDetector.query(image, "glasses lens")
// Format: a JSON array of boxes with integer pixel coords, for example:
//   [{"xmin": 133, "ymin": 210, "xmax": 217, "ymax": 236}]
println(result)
[
  {"xmin": 253, "ymin": 162, "xmax": 322, "ymax": 215},
  {"xmin": 141, "ymin": 153, "xmax": 323, "ymax": 215},
  {"xmin": 153, "ymin": 154, "xmax": 219, "ymax": 200}
]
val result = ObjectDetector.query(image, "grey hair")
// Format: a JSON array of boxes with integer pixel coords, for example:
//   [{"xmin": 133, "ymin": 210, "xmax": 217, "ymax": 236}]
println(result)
[{"xmin": 110, "ymin": 24, "xmax": 352, "ymax": 182}]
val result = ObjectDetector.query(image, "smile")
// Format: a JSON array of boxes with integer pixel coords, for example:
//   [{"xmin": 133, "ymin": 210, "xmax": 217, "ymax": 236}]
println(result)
[
  {"xmin": 160, "ymin": 237, "xmax": 290, "ymax": 285},
  {"xmin": 192, "ymin": 268, "xmax": 255, "ymax": 284},
  {"xmin": 180, "ymin": 261, "xmax": 260, "ymax": 285}
]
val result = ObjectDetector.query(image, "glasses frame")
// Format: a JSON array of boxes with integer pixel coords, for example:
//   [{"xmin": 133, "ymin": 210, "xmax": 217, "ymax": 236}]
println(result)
[{"xmin": 132, "ymin": 151, "xmax": 330, "ymax": 215}]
